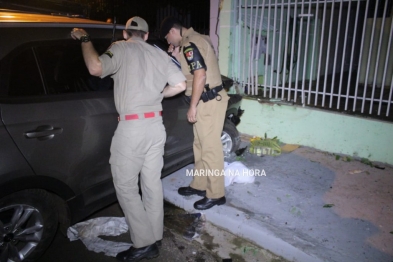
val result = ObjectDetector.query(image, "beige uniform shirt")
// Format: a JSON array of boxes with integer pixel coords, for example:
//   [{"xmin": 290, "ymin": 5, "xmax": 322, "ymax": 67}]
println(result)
[
  {"xmin": 99, "ymin": 38, "xmax": 185, "ymax": 115},
  {"xmin": 179, "ymin": 28, "xmax": 223, "ymax": 96}
]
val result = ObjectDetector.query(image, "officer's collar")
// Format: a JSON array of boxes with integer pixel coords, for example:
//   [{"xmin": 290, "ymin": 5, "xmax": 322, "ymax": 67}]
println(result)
[
  {"xmin": 126, "ymin": 36, "xmax": 145, "ymax": 42},
  {"xmin": 180, "ymin": 27, "xmax": 195, "ymax": 45}
]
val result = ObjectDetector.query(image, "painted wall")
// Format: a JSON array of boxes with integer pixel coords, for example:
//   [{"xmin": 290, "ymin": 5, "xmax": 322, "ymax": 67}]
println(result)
[
  {"xmin": 218, "ymin": 0, "xmax": 233, "ymax": 76},
  {"xmin": 238, "ymin": 98, "xmax": 393, "ymax": 165},
  {"xmin": 209, "ymin": 0, "xmax": 220, "ymax": 55}
]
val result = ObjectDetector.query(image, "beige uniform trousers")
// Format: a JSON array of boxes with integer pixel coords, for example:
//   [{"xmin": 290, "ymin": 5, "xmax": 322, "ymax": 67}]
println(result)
[
  {"xmin": 190, "ymin": 90, "xmax": 228, "ymax": 198},
  {"xmin": 109, "ymin": 117, "xmax": 165, "ymax": 248}
]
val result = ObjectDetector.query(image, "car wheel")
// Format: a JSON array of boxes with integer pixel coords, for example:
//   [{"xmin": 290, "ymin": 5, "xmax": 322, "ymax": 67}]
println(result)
[
  {"xmin": 0, "ymin": 189, "xmax": 58, "ymax": 261},
  {"xmin": 222, "ymin": 119, "xmax": 241, "ymax": 155}
]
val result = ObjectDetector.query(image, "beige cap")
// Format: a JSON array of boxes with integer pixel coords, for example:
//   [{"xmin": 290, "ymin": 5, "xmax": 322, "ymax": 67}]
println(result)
[{"xmin": 125, "ymin": 16, "xmax": 149, "ymax": 33}]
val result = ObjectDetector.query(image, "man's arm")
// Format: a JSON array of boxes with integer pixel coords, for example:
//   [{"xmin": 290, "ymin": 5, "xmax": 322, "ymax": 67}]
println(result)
[
  {"xmin": 187, "ymin": 69, "xmax": 206, "ymax": 123},
  {"xmin": 163, "ymin": 81, "xmax": 186, "ymax": 97},
  {"xmin": 71, "ymin": 28, "xmax": 103, "ymax": 77}
]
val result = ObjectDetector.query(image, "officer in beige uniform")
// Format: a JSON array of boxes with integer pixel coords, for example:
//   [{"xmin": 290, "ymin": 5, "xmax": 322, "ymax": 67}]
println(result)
[
  {"xmin": 160, "ymin": 17, "xmax": 229, "ymax": 210},
  {"xmin": 71, "ymin": 17, "xmax": 186, "ymax": 262}
]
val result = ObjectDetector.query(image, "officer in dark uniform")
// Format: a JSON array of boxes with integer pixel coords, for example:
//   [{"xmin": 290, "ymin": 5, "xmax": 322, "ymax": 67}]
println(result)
[{"xmin": 160, "ymin": 17, "xmax": 229, "ymax": 210}]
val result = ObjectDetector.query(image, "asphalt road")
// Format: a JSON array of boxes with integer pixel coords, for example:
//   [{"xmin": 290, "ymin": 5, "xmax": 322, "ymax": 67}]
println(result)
[{"xmin": 38, "ymin": 202, "xmax": 219, "ymax": 262}]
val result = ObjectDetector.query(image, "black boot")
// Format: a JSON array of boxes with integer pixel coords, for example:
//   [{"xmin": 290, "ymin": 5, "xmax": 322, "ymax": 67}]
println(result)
[
  {"xmin": 116, "ymin": 243, "xmax": 158, "ymax": 261},
  {"xmin": 178, "ymin": 186, "xmax": 206, "ymax": 196},
  {"xmin": 194, "ymin": 196, "xmax": 226, "ymax": 210}
]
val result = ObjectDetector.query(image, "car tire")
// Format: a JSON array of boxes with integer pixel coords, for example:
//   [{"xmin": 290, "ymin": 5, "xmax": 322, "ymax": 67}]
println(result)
[
  {"xmin": 222, "ymin": 119, "xmax": 241, "ymax": 155},
  {"xmin": 0, "ymin": 189, "xmax": 58, "ymax": 261}
]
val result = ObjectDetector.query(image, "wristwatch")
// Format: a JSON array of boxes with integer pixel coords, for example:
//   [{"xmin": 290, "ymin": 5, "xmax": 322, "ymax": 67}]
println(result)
[{"xmin": 80, "ymin": 34, "xmax": 91, "ymax": 43}]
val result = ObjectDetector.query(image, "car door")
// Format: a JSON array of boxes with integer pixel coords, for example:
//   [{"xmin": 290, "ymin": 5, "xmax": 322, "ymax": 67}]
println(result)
[
  {"xmin": 161, "ymin": 93, "xmax": 194, "ymax": 175},
  {"xmin": 0, "ymin": 39, "xmax": 118, "ymax": 203}
]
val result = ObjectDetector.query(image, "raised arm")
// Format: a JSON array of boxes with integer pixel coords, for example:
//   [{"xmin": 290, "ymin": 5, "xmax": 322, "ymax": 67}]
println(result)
[{"xmin": 71, "ymin": 28, "xmax": 103, "ymax": 77}]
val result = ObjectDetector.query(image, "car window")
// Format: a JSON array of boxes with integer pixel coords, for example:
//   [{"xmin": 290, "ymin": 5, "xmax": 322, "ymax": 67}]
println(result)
[
  {"xmin": 6, "ymin": 40, "xmax": 113, "ymax": 97},
  {"xmin": 8, "ymin": 48, "xmax": 45, "ymax": 96},
  {"xmin": 35, "ymin": 40, "xmax": 113, "ymax": 94}
]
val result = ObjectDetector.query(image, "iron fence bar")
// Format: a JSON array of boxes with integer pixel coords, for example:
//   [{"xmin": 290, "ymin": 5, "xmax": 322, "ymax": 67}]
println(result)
[
  {"xmin": 260, "ymin": 0, "xmax": 267, "ymax": 96},
  {"xmin": 271, "ymin": 0, "xmax": 278, "ymax": 99},
  {"xmin": 237, "ymin": 0, "xmax": 242, "ymax": 86},
  {"xmin": 247, "ymin": 0, "xmax": 255, "ymax": 95},
  {"xmin": 353, "ymin": 0, "xmax": 369, "ymax": 112},
  {"xmin": 370, "ymin": 0, "xmax": 389, "ymax": 114},
  {"xmin": 230, "ymin": 1, "xmax": 235, "ymax": 84},
  {"xmin": 308, "ymin": 0, "xmax": 320, "ymax": 105},
  {"xmin": 242, "ymin": 0, "xmax": 247, "ymax": 93},
  {"xmin": 361, "ymin": 0, "xmax": 379, "ymax": 113},
  {"xmin": 294, "ymin": 0, "xmax": 305, "ymax": 103},
  {"xmin": 345, "ymin": 0, "xmax": 360, "ymax": 111},
  {"xmin": 288, "ymin": 0, "xmax": 298, "ymax": 101},
  {"xmin": 251, "ymin": 0, "xmax": 261, "ymax": 95},
  {"xmin": 300, "ymin": 1, "xmax": 312, "ymax": 105},
  {"xmin": 276, "ymin": 0, "xmax": 285, "ymax": 99},
  {"xmin": 314, "ymin": 1, "xmax": 328, "ymax": 106},
  {"xmin": 322, "ymin": 1, "xmax": 335, "ymax": 107},
  {"xmin": 337, "ymin": 0, "xmax": 352, "ymax": 110},
  {"xmin": 264, "ymin": 0, "xmax": 271, "ymax": 97},
  {"xmin": 255, "ymin": 0, "xmax": 266, "ymax": 96},
  {"xmin": 282, "ymin": 0, "xmax": 291, "ymax": 100},
  {"xmin": 330, "ymin": 0, "xmax": 343, "ymax": 108},
  {"xmin": 387, "ymin": 74, "xmax": 393, "ymax": 117},
  {"xmin": 379, "ymin": 9, "xmax": 393, "ymax": 116}
]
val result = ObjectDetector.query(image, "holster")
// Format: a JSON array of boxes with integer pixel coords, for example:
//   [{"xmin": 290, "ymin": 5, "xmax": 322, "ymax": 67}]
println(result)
[{"xmin": 184, "ymin": 84, "xmax": 223, "ymax": 104}]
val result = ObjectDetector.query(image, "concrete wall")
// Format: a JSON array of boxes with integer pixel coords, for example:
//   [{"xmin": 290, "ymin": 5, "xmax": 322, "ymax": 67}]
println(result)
[
  {"xmin": 218, "ymin": 0, "xmax": 393, "ymax": 165},
  {"xmin": 218, "ymin": 0, "xmax": 232, "ymax": 76},
  {"xmin": 237, "ymin": 98, "xmax": 393, "ymax": 165}
]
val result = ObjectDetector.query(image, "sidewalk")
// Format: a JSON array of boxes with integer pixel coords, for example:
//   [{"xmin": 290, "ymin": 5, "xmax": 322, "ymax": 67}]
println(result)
[{"xmin": 162, "ymin": 140, "xmax": 393, "ymax": 262}]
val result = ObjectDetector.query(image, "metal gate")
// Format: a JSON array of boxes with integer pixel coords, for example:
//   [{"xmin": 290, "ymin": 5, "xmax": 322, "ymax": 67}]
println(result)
[{"xmin": 230, "ymin": 0, "xmax": 393, "ymax": 120}]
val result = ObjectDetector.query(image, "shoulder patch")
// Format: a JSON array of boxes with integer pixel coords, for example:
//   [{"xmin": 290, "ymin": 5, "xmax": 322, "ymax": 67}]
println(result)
[
  {"xmin": 182, "ymin": 42, "xmax": 206, "ymax": 73},
  {"xmin": 104, "ymin": 50, "xmax": 113, "ymax": 58},
  {"xmin": 184, "ymin": 48, "xmax": 193, "ymax": 61}
]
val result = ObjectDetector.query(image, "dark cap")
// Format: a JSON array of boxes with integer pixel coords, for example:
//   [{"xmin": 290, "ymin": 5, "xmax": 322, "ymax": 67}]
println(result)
[{"xmin": 160, "ymin": 16, "xmax": 182, "ymax": 38}]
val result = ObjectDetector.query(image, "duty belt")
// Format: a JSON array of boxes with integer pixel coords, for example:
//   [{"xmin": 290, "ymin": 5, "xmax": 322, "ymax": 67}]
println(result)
[{"xmin": 184, "ymin": 84, "xmax": 223, "ymax": 104}]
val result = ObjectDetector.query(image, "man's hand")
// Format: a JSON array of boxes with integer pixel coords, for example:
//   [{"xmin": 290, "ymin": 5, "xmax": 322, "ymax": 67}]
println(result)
[
  {"xmin": 187, "ymin": 105, "xmax": 197, "ymax": 123},
  {"xmin": 187, "ymin": 69, "xmax": 206, "ymax": 123},
  {"xmin": 168, "ymin": 44, "xmax": 180, "ymax": 60},
  {"xmin": 71, "ymin": 28, "xmax": 88, "ymax": 40},
  {"xmin": 70, "ymin": 28, "xmax": 102, "ymax": 76}
]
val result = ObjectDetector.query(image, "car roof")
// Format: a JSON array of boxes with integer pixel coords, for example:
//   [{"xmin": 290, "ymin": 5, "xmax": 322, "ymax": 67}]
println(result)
[
  {"xmin": 0, "ymin": 10, "xmax": 123, "ymax": 28},
  {"xmin": 0, "ymin": 10, "xmax": 125, "ymax": 60}
]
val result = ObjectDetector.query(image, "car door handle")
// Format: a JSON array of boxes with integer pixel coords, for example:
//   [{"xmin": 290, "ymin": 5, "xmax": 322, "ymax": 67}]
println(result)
[{"xmin": 24, "ymin": 125, "xmax": 63, "ymax": 141}]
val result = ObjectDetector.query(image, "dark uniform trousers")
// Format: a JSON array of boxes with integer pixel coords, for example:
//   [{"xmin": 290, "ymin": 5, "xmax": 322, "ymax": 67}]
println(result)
[
  {"xmin": 109, "ymin": 117, "xmax": 165, "ymax": 248},
  {"xmin": 190, "ymin": 90, "xmax": 228, "ymax": 199}
]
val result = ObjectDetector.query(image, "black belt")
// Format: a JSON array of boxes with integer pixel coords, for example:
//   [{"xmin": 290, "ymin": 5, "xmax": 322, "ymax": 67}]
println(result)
[
  {"xmin": 184, "ymin": 84, "xmax": 223, "ymax": 104},
  {"xmin": 209, "ymin": 85, "xmax": 223, "ymax": 93}
]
